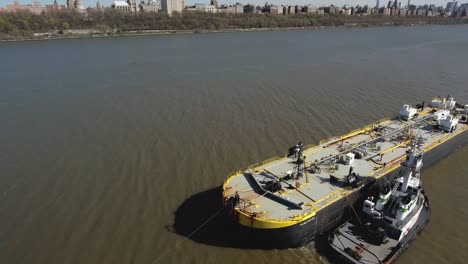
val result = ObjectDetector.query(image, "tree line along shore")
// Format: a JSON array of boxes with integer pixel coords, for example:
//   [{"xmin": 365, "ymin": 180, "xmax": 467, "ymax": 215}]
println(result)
[{"xmin": 1, "ymin": 10, "xmax": 467, "ymax": 41}]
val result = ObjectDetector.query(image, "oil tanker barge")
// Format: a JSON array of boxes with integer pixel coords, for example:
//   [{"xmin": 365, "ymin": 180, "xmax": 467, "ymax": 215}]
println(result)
[{"xmin": 222, "ymin": 96, "xmax": 468, "ymax": 248}]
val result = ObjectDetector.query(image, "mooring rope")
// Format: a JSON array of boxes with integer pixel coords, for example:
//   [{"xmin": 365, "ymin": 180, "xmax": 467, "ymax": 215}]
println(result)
[
  {"xmin": 150, "ymin": 204, "xmax": 228, "ymax": 264},
  {"xmin": 345, "ymin": 197, "xmax": 363, "ymax": 226}
]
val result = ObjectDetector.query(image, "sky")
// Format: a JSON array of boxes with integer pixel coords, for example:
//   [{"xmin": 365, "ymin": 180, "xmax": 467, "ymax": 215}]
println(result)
[{"xmin": 0, "ymin": 0, "xmax": 466, "ymax": 10}]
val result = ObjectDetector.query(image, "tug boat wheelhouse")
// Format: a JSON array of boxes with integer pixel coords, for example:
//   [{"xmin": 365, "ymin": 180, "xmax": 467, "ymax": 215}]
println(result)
[{"xmin": 328, "ymin": 138, "xmax": 430, "ymax": 264}]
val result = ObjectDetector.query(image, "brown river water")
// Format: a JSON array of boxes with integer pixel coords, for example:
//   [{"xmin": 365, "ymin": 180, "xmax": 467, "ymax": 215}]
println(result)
[{"xmin": 1, "ymin": 25, "xmax": 467, "ymax": 264}]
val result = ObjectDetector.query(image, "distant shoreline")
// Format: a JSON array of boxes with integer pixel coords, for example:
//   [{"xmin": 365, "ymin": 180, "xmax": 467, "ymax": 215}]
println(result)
[{"xmin": 1, "ymin": 20, "xmax": 467, "ymax": 42}]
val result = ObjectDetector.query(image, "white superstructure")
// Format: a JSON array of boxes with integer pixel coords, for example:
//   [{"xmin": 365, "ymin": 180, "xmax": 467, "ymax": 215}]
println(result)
[
  {"xmin": 399, "ymin": 104, "xmax": 417, "ymax": 120},
  {"xmin": 433, "ymin": 109, "xmax": 450, "ymax": 125},
  {"xmin": 362, "ymin": 138, "xmax": 427, "ymax": 241},
  {"xmin": 440, "ymin": 115, "xmax": 459, "ymax": 132},
  {"xmin": 430, "ymin": 96, "xmax": 456, "ymax": 110}
]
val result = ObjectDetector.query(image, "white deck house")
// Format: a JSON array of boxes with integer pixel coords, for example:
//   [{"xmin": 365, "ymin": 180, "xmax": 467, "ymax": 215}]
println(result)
[{"xmin": 399, "ymin": 105, "xmax": 417, "ymax": 120}]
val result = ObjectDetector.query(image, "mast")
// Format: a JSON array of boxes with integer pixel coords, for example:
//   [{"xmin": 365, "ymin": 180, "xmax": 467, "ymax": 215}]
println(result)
[
  {"xmin": 287, "ymin": 141, "xmax": 305, "ymax": 179},
  {"xmin": 401, "ymin": 135, "xmax": 423, "ymax": 193}
]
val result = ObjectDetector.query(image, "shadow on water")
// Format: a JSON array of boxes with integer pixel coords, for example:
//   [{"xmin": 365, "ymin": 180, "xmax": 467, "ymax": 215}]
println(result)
[
  {"xmin": 172, "ymin": 186, "xmax": 285, "ymax": 249},
  {"xmin": 171, "ymin": 185, "xmax": 337, "ymax": 255},
  {"xmin": 170, "ymin": 132, "xmax": 468, "ymax": 258}
]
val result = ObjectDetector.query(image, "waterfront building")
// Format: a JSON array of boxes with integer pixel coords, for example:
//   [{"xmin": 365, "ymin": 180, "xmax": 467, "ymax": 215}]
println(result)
[
  {"xmin": 304, "ymin": 5, "xmax": 316, "ymax": 13},
  {"xmin": 376, "ymin": 0, "xmax": 380, "ymax": 8},
  {"xmin": 96, "ymin": 1, "xmax": 104, "ymax": 12},
  {"xmin": 127, "ymin": 0, "xmax": 137, "ymax": 12},
  {"xmin": 7, "ymin": 0, "xmax": 45, "ymax": 14},
  {"xmin": 416, "ymin": 8, "xmax": 426, "ymax": 15},
  {"xmin": 74, "ymin": 0, "xmax": 85, "ymax": 12},
  {"xmin": 218, "ymin": 4, "xmax": 243, "ymax": 13},
  {"xmin": 453, "ymin": 8, "xmax": 462, "ymax": 17},
  {"xmin": 243, "ymin": 4, "xmax": 254, "ymax": 13},
  {"xmin": 267, "ymin": 5, "xmax": 283, "ymax": 15},
  {"xmin": 187, "ymin": 3, "xmax": 216, "ymax": 12},
  {"xmin": 234, "ymin": 3, "xmax": 244, "ymax": 13},
  {"xmin": 46, "ymin": 0, "xmax": 66, "ymax": 11},
  {"xmin": 161, "ymin": 0, "xmax": 184, "ymax": 15},
  {"xmin": 141, "ymin": 0, "xmax": 160, "ymax": 12},
  {"xmin": 218, "ymin": 5, "xmax": 236, "ymax": 14},
  {"xmin": 461, "ymin": 7, "xmax": 468, "ymax": 16},
  {"xmin": 112, "ymin": 0, "xmax": 130, "ymax": 10},
  {"xmin": 364, "ymin": 5, "xmax": 372, "ymax": 14},
  {"xmin": 446, "ymin": 1, "xmax": 453, "ymax": 10},
  {"xmin": 6, "ymin": 0, "xmax": 24, "ymax": 12},
  {"xmin": 243, "ymin": 4, "xmax": 260, "ymax": 13},
  {"xmin": 294, "ymin": 5, "xmax": 302, "ymax": 13},
  {"xmin": 460, "ymin": 3, "xmax": 468, "ymax": 11},
  {"xmin": 67, "ymin": 0, "xmax": 74, "ymax": 9},
  {"xmin": 210, "ymin": 0, "xmax": 218, "ymax": 8},
  {"xmin": 383, "ymin": 7, "xmax": 391, "ymax": 15},
  {"xmin": 27, "ymin": 0, "xmax": 44, "ymax": 13}
]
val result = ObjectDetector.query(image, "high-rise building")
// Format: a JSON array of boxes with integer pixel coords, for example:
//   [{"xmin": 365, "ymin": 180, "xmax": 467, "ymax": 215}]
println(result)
[
  {"xmin": 376, "ymin": 0, "xmax": 380, "ymax": 8},
  {"xmin": 127, "ymin": 0, "xmax": 137, "ymax": 11},
  {"xmin": 67, "ymin": 0, "xmax": 74, "ymax": 9},
  {"xmin": 96, "ymin": 1, "xmax": 104, "ymax": 11},
  {"xmin": 74, "ymin": 0, "xmax": 85, "ymax": 12},
  {"xmin": 161, "ymin": 0, "xmax": 184, "ymax": 15},
  {"xmin": 407, "ymin": 0, "xmax": 410, "ymax": 8},
  {"xmin": 141, "ymin": 0, "xmax": 160, "ymax": 12},
  {"xmin": 210, "ymin": 0, "xmax": 218, "ymax": 9}
]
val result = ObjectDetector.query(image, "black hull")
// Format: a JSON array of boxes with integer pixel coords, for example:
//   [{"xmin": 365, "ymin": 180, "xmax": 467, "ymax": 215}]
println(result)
[{"xmin": 227, "ymin": 131, "xmax": 468, "ymax": 249}]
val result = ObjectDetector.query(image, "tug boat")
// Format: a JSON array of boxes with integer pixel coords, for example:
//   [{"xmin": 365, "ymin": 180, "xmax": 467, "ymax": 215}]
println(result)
[{"xmin": 328, "ymin": 138, "xmax": 430, "ymax": 264}]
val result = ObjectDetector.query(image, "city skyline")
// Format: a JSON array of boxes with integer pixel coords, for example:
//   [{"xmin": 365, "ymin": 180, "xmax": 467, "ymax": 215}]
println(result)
[{"xmin": 1, "ymin": 0, "xmax": 467, "ymax": 9}]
